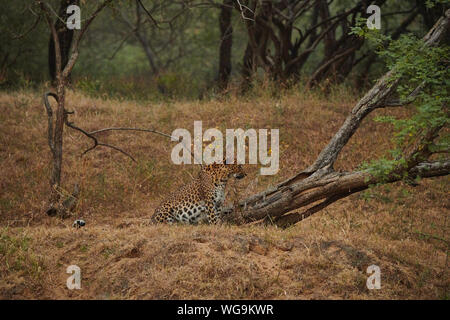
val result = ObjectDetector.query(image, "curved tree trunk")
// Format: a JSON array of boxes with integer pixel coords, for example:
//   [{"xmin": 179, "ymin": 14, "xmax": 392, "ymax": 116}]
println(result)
[{"xmin": 42, "ymin": 0, "xmax": 112, "ymax": 216}]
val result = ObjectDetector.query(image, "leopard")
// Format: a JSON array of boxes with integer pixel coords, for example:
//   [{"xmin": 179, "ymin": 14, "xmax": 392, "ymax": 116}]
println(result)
[{"xmin": 151, "ymin": 161, "xmax": 246, "ymax": 224}]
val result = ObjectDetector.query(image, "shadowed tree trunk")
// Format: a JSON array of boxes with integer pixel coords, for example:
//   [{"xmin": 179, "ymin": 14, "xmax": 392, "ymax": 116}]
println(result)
[
  {"xmin": 241, "ymin": 42, "xmax": 254, "ymax": 91},
  {"xmin": 318, "ymin": 0, "xmax": 336, "ymax": 59},
  {"xmin": 48, "ymin": 0, "xmax": 79, "ymax": 83},
  {"xmin": 218, "ymin": 0, "xmax": 233, "ymax": 90}
]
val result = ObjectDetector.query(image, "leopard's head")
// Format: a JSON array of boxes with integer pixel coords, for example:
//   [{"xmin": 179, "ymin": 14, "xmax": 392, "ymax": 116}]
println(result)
[{"xmin": 201, "ymin": 160, "xmax": 246, "ymax": 183}]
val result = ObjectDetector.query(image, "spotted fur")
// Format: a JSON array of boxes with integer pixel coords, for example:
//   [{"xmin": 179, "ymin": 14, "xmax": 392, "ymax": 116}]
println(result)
[{"xmin": 151, "ymin": 162, "xmax": 246, "ymax": 224}]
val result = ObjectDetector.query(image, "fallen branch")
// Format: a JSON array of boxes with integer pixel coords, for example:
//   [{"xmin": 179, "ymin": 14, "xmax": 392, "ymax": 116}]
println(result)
[{"xmin": 223, "ymin": 159, "xmax": 450, "ymax": 227}]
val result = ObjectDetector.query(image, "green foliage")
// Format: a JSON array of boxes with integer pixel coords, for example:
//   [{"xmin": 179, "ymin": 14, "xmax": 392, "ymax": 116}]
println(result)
[
  {"xmin": 3, "ymin": 0, "xmax": 445, "ymax": 98},
  {"xmin": 352, "ymin": 19, "xmax": 449, "ymax": 182}
]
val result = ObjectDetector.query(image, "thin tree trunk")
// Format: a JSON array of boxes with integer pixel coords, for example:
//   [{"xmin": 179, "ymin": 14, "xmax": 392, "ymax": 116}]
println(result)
[
  {"xmin": 49, "ymin": 81, "xmax": 66, "ymax": 205},
  {"xmin": 41, "ymin": 0, "xmax": 113, "ymax": 216}
]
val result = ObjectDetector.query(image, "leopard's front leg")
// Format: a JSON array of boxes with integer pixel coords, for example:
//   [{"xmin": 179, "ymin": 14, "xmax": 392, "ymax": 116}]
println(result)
[{"xmin": 206, "ymin": 201, "xmax": 221, "ymax": 224}]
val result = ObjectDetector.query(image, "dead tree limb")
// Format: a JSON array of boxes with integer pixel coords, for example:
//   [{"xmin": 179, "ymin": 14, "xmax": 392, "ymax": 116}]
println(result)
[
  {"xmin": 218, "ymin": 0, "xmax": 233, "ymax": 90},
  {"xmin": 64, "ymin": 114, "xmax": 138, "ymax": 162},
  {"xmin": 44, "ymin": 92, "xmax": 183, "ymax": 164},
  {"xmin": 39, "ymin": 0, "xmax": 113, "ymax": 216},
  {"xmin": 271, "ymin": 160, "xmax": 450, "ymax": 228},
  {"xmin": 89, "ymin": 127, "xmax": 174, "ymax": 140}
]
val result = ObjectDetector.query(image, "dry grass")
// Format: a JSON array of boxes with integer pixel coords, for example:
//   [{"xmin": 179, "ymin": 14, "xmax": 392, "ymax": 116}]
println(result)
[{"xmin": 0, "ymin": 87, "xmax": 448, "ymax": 299}]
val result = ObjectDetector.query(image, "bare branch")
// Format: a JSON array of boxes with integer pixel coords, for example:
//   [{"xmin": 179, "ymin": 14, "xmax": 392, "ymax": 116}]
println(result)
[
  {"xmin": 89, "ymin": 127, "xmax": 202, "ymax": 165},
  {"xmin": 64, "ymin": 112, "xmax": 137, "ymax": 162},
  {"xmin": 305, "ymin": 10, "xmax": 450, "ymax": 175},
  {"xmin": 274, "ymin": 193, "xmax": 351, "ymax": 228},
  {"xmin": 236, "ymin": 0, "xmax": 255, "ymax": 21},
  {"xmin": 136, "ymin": 0, "xmax": 161, "ymax": 28},
  {"xmin": 307, "ymin": 46, "xmax": 358, "ymax": 87},
  {"xmin": 89, "ymin": 127, "xmax": 175, "ymax": 140},
  {"xmin": 108, "ymin": 30, "xmax": 134, "ymax": 60}
]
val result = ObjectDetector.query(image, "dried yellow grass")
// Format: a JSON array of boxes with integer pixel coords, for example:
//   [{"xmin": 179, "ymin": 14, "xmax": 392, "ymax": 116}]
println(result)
[{"xmin": 0, "ymin": 88, "xmax": 448, "ymax": 299}]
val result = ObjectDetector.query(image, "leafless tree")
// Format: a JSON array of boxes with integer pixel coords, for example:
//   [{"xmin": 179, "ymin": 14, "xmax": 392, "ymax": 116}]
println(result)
[
  {"xmin": 39, "ymin": 0, "xmax": 113, "ymax": 216},
  {"xmin": 218, "ymin": 0, "xmax": 234, "ymax": 89}
]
